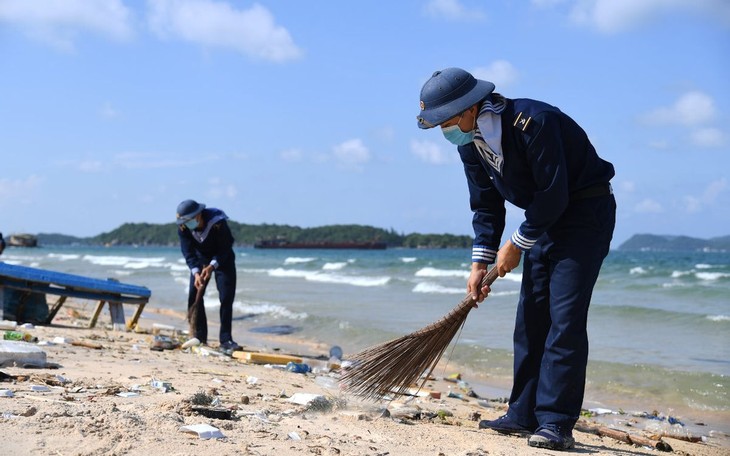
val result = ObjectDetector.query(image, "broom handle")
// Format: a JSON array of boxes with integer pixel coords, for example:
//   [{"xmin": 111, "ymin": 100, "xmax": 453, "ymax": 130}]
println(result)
[{"xmin": 464, "ymin": 265, "xmax": 501, "ymax": 304}]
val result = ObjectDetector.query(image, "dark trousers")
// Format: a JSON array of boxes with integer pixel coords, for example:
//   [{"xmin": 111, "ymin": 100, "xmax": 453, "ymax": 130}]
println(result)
[
  {"xmin": 507, "ymin": 194, "xmax": 615, "ymax": 429},
  {"xmin": 187, "ymin": 261, "xmax": 237, "ymax": 344}
]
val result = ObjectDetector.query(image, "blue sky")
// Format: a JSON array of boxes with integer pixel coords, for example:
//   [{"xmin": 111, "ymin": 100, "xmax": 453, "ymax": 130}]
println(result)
[{"xmin": 1, "ymin": 0, "xmax": 728, "ymax": 247}]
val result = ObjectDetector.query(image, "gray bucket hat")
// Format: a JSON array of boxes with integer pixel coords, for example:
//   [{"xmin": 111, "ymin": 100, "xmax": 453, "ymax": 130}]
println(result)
[
  {"xmin": 176, "ymin": 199, "xmax": 205, "ymax": 225},
  {"xmin": 417, "ymin": 67, "xmax": 495, "ymax": 129}
]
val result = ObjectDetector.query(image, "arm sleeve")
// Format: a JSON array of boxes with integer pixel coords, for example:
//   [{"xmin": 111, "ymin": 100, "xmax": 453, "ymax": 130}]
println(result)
[
  {"xmin": 511, "ymin": 113, "xmax": 570, "ymax": 250},
  {"xmin": 178, "ymin": 227, "xmax": 202, "ymax": 274},
  {"xmin": 458, "ymin": 144, "xmax": 506, "ymax": 264},
  {"xmin": 209, "ymin": 220, "xmax": 235, "ymax": 268}
]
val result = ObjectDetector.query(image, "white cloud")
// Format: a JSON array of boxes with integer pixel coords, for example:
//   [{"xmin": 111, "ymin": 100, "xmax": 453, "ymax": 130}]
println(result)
[
  {"xmin": 691, "ymin": 127, "xmax": 726, "ymax": 148},
  {"xmin": 410, "ymin": 139, "xmax": 455, "ymax": 165},
  {"xmin": 634, "ymin": 198, "xmax": 663, "ymax": 213},
  {"xmin": 147, "ymin": 0, "xmax": 302, "ymax": 62},
  {"xmin": 567, "ymin": 0, "xmax": 730, "ymax": 34},
  {"xmin": 332, "ymin": 139, "xmax": 371, "ymax": 166},
  {"xmin": 0, "ymin": 0, "xmax": 133, "ymax": 51},
  {"xmin": 618, "ymin": 180, "xmax": 635, "ymax": 193},
  {"xmin": 682, "ymin": 178, "xmax": 727, "ymax": 213},
  {"xmin": 112, "ymin": 152, "xmax": 219, "ymax": 169},
  {"xmin": 100, "ymin": 102, "xmax": 120, "ymax": 119},
  {"xmin": 643, "ymin": 91, "xmax": 716, "ymax": 127},
  {"xmin": 423, "ymin": 0, "xmax": 486, "ymax": 21},
  {"xmin": 0, "ymin": 175, "xmax": 44, "ymax": 205},
  {"xmin": 279, "ymin": 148, "xmax": 304, "ymax": 162},
  {"xmin": 206, "ymin": 177, "xmax": 238, "ymax": 199},
  {"xmin": 471, "ymin": 60, "xmax": 519, "ymax": 90}
]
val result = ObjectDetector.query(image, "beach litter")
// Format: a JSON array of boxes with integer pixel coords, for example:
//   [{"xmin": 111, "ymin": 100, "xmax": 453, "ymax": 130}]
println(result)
[
  {"xmin": 0, "ymin": 389, "xmax": 14, "ymax": 397},
  {"xmin": 0, "ymin": 340, "xmax": 47, "ymax": 367},
  {"xmin": 179, "ymin": 423, "xmax": 225, "ymax": 440}
]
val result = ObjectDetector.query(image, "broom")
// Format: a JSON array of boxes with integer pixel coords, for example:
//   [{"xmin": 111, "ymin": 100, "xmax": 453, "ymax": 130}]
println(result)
[
  {"xmin": 340, "ymin": 266, "xmax": 500, "ymax": 401},
  {"xmin": 187, "ymin": 273, "xmax": 211, "ymax": 342}
]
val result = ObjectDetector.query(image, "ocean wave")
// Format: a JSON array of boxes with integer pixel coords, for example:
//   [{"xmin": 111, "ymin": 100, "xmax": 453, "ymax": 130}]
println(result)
[
  {"xmin": 412, "ymin": 282, "xmax": 464, "ymax": 294},
  {"xmin": 47, "ymin": 253, "xmax": 80, "ymax": 261},
  {"xmin": 284, "ymin": 257, "xmax": 316, "ymax": 264},
  {"xmin": 696, "ymin": 272, "xmax": 730, "ymax": 281},
  {"xmin": 707, "ymin": 315, "xmax": 730, "ymax": 322},
  {"xmin": 401, "ymin": 257, "xmax": 417, "ymax": 263},
  {"xmin": 267, "ymin": 268, "xmax": 390, "ymax": 287},
  {"xmin": 415, "ymin": 267, "xmax": 469, "ymax": 278},
  {"xmin": 232, "ymin": 301, "xmax": 307, "ymax": 320},
  {"xmin": 82, "ymin": 254, "xmax": 167, "ymax": 268},
  {"xmin": 322, "ymin": 262, "xmax": 347, "ymax": 271},
  {"xmin": 630, "ymin": 266, "xmax": 648, "ymax": 275}
]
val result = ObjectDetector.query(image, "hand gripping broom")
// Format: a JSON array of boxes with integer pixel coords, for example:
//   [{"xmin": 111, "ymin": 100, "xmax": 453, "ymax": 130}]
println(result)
[
  {"xmin": 187, "ymin": 273, "xmax": 212, "ymax": 341},
  {"xmin": 340, "ymin": 266, "xmax": 500, "ymax": 400}
]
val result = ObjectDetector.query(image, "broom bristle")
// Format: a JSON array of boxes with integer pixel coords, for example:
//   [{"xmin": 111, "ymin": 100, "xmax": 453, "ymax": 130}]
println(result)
[{"xmin": 340, "ymin": 267, "xmax": 500, "ymax": 400}]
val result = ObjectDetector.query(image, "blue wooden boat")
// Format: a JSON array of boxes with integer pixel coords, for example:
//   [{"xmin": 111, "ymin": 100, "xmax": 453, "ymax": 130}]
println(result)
[{"xmin": 0, "ymin": 263, "xmax": 151, "ymax": 329}]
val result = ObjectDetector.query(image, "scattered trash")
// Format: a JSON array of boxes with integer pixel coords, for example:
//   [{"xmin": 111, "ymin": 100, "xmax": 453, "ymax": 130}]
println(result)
[
  {"xmin": 30, "ymin": 385, "xmax": 51, "ymax": 392},
  {"xmin": 52, "ymin": 337, "xmax": 70, "ymax": 344},
  {"xmin": 18, "ymin": 323, "xmax": 34, "ymax": 330},
  {"xmin": 0, "ymin": 389, "xmax": 14, "ymax": 397},
  {"xmin": 329, "ymin": 345, "xmax": 343, "ymax": 360},
  {"xmin": 286, "ymin": 362, "xmax": 310, "ymax": 374},
  {"xmin": 314, "ymin": 375, "xmax": 339, "ymax": 390},
  {"xmin": 288, "ymin": 431, "xmax": 302, "ymax": 441},
  {"xmin": 245, "ymin": 376, "xmax": 258, "ymax": 385},
  {"xmin": 116, "ymin": 392, "xmax": 140, "ymax": 398},
  {"xmin": 179, "ymin": 423, "xmax": 225, "ymax": 440},
  {"xmin": 191, "ymin": 406, "xmax": 232, "ymax": 420},
  {"xmin": 0, "ymin": 321, "xmax": 17, "ymax": 331},
  {"xmin": 0, "ymin": 340, "xmax": 47, "ymax": 367},
  {"xmin": 150, "ymin": 335, "xmax": 178, "ymax": 351},
  {"xmin": 287, "ymin": 393, "xmax": 327, "ymax": 405},
  {"xmin": 3, "ymin": 331, "xmax": 37, "ymax": 342},
  {"xmin": 181, "ymin": 337, "xmax": 201, "ymax": 349},
  {"xmin": 150, "ymin": 380, "xmax": 173, "ymax": 392}
]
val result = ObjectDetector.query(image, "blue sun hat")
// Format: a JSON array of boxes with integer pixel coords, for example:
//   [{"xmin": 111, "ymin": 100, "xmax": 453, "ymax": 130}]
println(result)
[
  {"xmin": 417, "ymin": 67, "xmax": 495, "ymax": 129},
  {"xmin": 176, "ymin": 199, "xmax": 205, "ymax": 225}
]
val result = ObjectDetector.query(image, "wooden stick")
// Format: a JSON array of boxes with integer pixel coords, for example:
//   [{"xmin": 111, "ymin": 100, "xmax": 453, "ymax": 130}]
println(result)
[
  {"xmin": 71, "ymin": 340, "xmax": 103, "ymax": 349},
  {"xmin": 187, "ymin": 274, "xmax": 211, "ymax": 339},
  {"xmin": 575, "ymin": 423, "xmax": 673, "ymax": 452}
]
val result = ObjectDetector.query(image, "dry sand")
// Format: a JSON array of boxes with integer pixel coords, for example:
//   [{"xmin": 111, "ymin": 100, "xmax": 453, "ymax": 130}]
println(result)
[{"xmin": 1, "ymin": 302, "xmax": 728, "ymax": 456}]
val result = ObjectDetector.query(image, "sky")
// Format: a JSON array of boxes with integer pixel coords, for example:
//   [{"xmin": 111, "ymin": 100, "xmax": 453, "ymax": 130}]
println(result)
[{"xmin": 1, "ymin": 0, "xmax": 728, "ymax": 247}]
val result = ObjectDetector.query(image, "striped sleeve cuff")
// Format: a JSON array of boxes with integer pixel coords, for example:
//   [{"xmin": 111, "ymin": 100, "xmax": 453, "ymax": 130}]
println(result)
[
  {"xmin": 472, "ymin": 245, "xmax": 497, "ymax": 264},
  {"xmin": 511, "ymin": 230, "xmax": 536, "ymax": 251}
]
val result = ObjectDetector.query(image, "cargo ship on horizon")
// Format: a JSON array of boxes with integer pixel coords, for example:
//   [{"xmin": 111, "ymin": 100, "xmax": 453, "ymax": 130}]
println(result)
[{"xmin": 253, "ymin": 239, "xmax": 387, "ymax": 250}]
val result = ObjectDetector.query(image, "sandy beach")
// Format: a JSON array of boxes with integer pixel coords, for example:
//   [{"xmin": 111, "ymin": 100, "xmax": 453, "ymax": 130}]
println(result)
[{"xmin": 1, "ymin": 301, "xmax": 728, "ymax": 456}]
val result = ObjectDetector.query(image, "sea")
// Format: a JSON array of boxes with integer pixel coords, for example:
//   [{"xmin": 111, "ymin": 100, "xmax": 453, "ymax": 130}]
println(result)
[{"xmin": 2, "ymin": 245, "xmax": 729, "ymax": 435}]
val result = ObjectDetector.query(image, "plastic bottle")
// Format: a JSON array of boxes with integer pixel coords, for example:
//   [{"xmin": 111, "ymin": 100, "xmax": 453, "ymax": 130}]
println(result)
[
  {"xmin": 286, "ymin": 361, "xmax": 311, "ymax": 374},
  {"xmin": 3, "ymin": 331, "xmax": 37, "ymax": 342}
]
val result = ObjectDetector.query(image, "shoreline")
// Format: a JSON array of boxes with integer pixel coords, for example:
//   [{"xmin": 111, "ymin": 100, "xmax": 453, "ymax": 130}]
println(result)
[
  {"xmin": 1, "ymin": 301, "xmax": 728, "ymax": 455},
  {"xmin": 142, "ymin": 303, "xmax": 730, "ymax": 443}
]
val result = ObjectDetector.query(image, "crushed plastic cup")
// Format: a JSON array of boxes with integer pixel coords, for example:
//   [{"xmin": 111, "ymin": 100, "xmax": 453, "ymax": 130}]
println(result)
[{"xmin": 0, "ymin": 389, "xmax": 15, "ymax": 397}]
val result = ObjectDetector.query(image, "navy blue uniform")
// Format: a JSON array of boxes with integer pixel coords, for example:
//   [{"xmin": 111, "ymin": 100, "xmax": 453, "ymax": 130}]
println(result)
[
  {"xmin": 178, "ymin": 208, "xmax": 236, "ymax": 344},
  {"xmin": 459, "ymin": 97, "xmax": 616, "ymax": 430}
]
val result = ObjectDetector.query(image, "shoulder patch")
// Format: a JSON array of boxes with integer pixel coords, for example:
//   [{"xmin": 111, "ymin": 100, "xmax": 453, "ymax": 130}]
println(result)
[{"xmin": 513, "ymin": 112, "xmax": 538, "ymax": 136}]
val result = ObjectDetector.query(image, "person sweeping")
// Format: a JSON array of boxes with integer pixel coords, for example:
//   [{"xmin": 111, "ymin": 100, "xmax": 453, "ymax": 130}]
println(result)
[
  {"xmin": 416, "ymin": 68, "xmax": 616, "ymax": 451},
  {"xmin": 176, "ymin": 199, "xmax": 240, "ymax": 354}
]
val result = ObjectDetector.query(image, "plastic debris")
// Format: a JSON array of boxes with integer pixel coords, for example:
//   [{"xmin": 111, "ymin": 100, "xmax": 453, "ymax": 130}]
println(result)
[
  {"xmin": 0, "ymin": 389, "xmax": 14, "ymax": 398},
  {"xmin": 179, "ymin": 423, "xmax": 225, "ymax": 440},
  {"xmin": 286, "ymin": 362, "xmax": 310, "ymax": 374}
]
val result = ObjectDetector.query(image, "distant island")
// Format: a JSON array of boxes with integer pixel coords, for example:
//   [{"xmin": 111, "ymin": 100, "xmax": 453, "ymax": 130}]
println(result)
[
  {"xmin": 17, "ymin": 226, "xmax": 730, "ymax": 252},
  {"xmin": 618, "ymin": 234, "xmax": 730, "ymax": 252},
  {"xmin": 32, "ymin": 222, "xmax": 473, "ymax": 249}
]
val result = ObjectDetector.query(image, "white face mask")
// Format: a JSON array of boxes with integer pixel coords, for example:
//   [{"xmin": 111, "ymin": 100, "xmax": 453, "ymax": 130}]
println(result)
[{"xmin": 184, "ymin": 218, "xmax": 199, "ymax": 230}]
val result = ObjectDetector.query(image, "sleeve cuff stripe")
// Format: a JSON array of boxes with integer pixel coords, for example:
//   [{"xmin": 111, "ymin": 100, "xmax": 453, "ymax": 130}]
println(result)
[{"xmin": 511, "ymin": 231, "xmax": 536, "ymax": 250}]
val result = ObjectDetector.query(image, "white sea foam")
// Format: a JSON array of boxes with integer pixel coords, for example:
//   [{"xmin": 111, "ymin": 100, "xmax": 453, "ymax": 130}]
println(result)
[
  {"xmin": 695, "ymin": 264, "xmax": 713, "ymax": 269},
  {"xmin": 284, "ymin": 257, "xmax": 316, "ymax": 264},
  {"xmin": 671, "ymin": 270, "xmax": 693, "ymax": 278},
  {"xmin": 696, "ymin": 272, "xmax": 730, "ymax": 281},
  {"xmin": 707, "ymin": 315, "xmax": 730, "ymax": 322},
  {"xmin": 412, "ymin": 282, "xmax": 464, "ymax": 294},
  {"xmin": 630, "ymin": 267, "xmax": 648, "ymax": 275},
  {"xmin": 267, "ymin": 268, "xmax": 389, "ymax": 287},
  {"xmin": 47, "ymin": 253, "xmax": 80, "ymax": 261},
  {"xmin": 401, "ymin": 257, "xmax": 417, "ymax": 263},
  {"xmin": 111, "ymin": 270, "xmax": 133, "ymax": 276},
  {"xmin": 415, "ymin": 267, "xmax": 469, "ymax": 279},
  {"xmin": 322, "ymin": 262, "xmax": 347, "ymax": 271},
  {"xmin": 232, "ymin": 301, "xmax": 307, "ymax": 320},
  {"xmin": 82, "ymin": 255, "xmax": 166, "ymax": 268}
]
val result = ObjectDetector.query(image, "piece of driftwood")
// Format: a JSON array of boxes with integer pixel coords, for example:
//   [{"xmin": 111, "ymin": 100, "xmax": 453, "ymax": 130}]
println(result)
[
  {"xmin": 575, "ymin": 423, "xmax": 673, "ymax": 452},
  {"xmin": 71, "ymin": 340, "xmax": 103, "ymax": 350}
]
